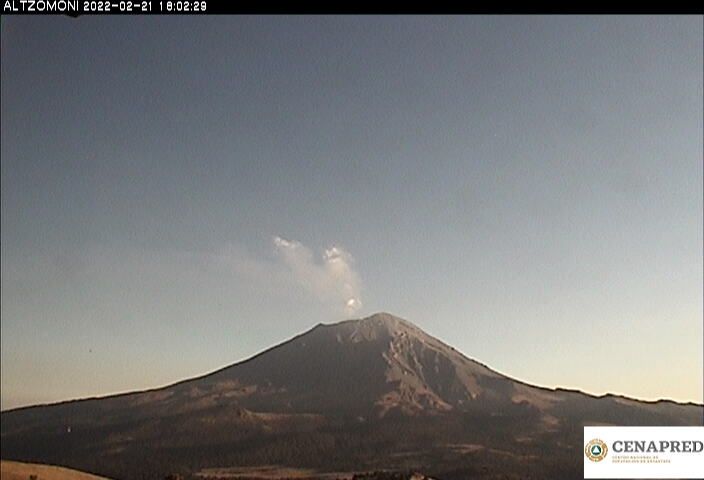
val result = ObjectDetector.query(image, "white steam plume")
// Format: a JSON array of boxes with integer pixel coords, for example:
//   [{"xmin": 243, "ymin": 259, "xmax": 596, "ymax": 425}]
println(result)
[{"xmin": 273, "ymin": 236, "xmax": 362, "ymax": 314}]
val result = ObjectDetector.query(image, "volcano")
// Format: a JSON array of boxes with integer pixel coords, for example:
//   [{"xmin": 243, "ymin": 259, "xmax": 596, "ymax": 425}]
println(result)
[{"xmin": 1, "ymin": 313, "xmax": 701, "ymax": 479}]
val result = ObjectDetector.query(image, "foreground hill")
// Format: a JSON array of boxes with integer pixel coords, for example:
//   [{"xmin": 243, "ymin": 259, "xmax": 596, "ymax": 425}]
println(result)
[
  {"xmin": 1, "ymin": 313, "xmax": 702, "ymax": 479},
  {"xmin": 0, "ymin": 460, "xmax": 109, "ymax": 480}
]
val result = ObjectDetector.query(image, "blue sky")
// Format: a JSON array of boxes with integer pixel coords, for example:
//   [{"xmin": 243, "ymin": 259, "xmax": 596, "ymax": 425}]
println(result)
[{"xmin": 1, "ymin": 16, "xmax": 702, "ymax": 409}]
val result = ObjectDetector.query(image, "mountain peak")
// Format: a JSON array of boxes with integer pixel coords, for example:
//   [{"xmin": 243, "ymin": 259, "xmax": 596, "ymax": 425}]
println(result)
[
  {"xmin": 362, "ymin": 311, "xmax": 407, "ymax": 322},
  {"xmin": 360, "ymin": 311, "xmax": 415, "ymax": 327},
  {"xmin": 3, "ymin": 312, "xmax": 701, "ymax": 480},
  {"xmin": 314, "ymin": 312, "xmax": 425, "ymax": 344},
  {"xmin": 323, "ymin": 311, "xmax": 412, "ymax": 327}
]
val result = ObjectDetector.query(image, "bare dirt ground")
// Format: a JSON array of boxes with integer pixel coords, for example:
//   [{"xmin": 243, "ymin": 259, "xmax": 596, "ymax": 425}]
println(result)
[
  {"xmin": 0, "ymin": 460, "xmax": 109, "ymax": 480},
  {"xmin": 196, "ymin": 466, "xmax": 355, "ymax": 479}
]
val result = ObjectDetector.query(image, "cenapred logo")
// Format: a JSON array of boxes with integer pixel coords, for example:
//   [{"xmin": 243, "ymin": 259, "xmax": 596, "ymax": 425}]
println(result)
[
  {"xmin": 584, "ymin": 426, "xmax": 704, "ymax": 479},
  {"xmin": 585, "ymin": 438, "xmax": 608, "ymax": 462}
]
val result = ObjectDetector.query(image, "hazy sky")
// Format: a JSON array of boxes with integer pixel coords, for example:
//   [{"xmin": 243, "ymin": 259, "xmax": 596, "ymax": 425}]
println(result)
[{"xmin": 1, "ymin": 16, "xmax": 702, "ymax": 410}]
